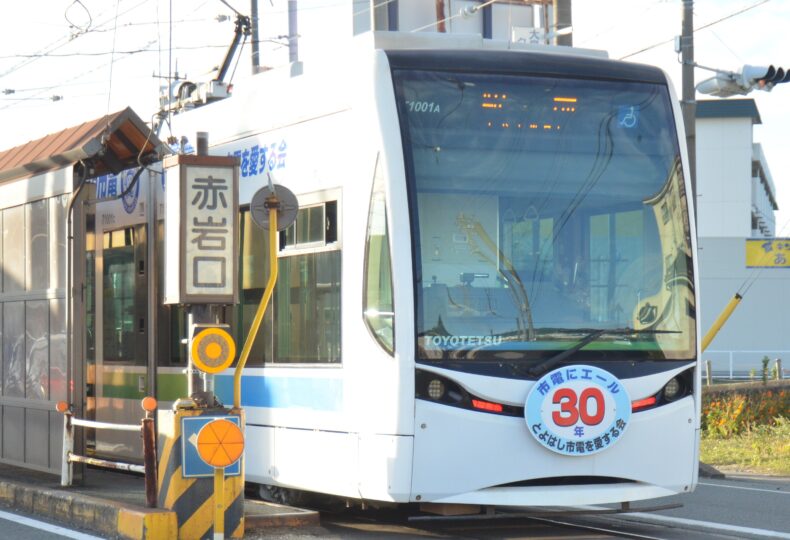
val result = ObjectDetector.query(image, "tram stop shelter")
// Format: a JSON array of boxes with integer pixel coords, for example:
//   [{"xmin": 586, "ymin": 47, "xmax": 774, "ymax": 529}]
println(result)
[{"xmin": 0, "ymin": 107, "xmax": 165, "ymax": 475}]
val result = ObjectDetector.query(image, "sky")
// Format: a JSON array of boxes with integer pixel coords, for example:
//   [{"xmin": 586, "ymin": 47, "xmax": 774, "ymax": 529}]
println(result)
[{"xmin": 0, "ymin": 0, "xmax": 788, "ymax": 226}]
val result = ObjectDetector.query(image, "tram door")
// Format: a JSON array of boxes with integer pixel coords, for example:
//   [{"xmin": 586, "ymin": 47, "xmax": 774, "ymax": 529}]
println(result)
[
  {"xmin": 88, "ymin": 223, "xmax": 150, "ymax": 460},
  {"xmin": 83, "ymin": 165, "xmax": 161, "ymax": 463},
  {"xmin": 85, "ymin": 171, "xmax": 187, "ymax": 462}
]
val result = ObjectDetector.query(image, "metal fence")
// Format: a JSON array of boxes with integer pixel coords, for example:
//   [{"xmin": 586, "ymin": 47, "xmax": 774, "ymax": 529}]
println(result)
[
  {"xmin": 703, "ymin": 350, "xmax": 788, "ymax": 381},
  {"xmin": 56, "ymin": 397, "xmax": 158, "ymax": 508}
]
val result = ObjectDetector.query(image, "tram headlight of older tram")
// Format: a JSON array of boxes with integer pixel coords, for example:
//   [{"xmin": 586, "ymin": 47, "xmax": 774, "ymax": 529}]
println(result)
[
  {"xmin": 662, "ymin": 377, "xmax": 682, "ymax": 401},
  {"xmin": 427, "ymin": 379, "xmax": 446, "ymax": 400},
  {"xmin": 416, "ymin": 370, "xmax": 467, "ymax": 406}
]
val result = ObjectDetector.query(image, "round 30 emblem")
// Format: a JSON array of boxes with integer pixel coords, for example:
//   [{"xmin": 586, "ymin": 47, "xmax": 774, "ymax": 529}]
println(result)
[{"xmin": 525, "ymin": 365, "xmax": 631, "ymax": 456}]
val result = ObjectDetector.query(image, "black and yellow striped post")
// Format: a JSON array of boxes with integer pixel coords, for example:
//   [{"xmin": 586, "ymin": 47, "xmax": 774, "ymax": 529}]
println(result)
[{"xmin": 157, "ymin": 407, "xmax": 245, "ymax": 539}]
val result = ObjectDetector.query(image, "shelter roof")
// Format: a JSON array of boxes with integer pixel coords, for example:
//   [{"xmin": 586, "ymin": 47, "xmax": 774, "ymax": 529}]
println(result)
[{"xmin": 0, "ymin": 107, "xmax": 166, "ymax": 183}]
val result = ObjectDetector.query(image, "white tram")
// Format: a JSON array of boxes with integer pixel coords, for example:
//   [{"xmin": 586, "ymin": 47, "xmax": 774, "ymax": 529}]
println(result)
[{"xmin": 96, "ymin": 33, "xmax": 700, "ymax": 508}]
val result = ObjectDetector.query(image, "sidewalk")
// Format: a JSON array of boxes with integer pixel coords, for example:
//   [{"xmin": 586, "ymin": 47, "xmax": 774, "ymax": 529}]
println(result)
[{"xmin": 0, "ymin": 463, "xmax": 318, "ymax": 539}]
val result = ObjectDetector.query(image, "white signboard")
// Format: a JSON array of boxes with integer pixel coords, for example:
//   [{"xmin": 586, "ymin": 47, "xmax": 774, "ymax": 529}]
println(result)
[{"xmin": 164, "ymin": 155, "xmax": 239, "ymax": 304}]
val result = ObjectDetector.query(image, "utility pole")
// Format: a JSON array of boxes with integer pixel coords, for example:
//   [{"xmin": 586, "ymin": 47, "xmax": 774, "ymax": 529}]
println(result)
[
  {"xmin": 435, "ymin": 0, "xmax": 447, "ymax": 32},
  {"xmin": 553, "ymin": 0, "xmax": 572, "ymax": 46},
  {"xmin": 681, "ymin": 0, "xmax": 696, "ymax": 210},
  {"xmin": 251, "ymin": 0, "xmax": 260, "ymax": 73}
]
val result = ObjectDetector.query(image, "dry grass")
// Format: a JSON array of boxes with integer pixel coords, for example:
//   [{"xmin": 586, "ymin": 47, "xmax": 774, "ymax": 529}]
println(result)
[{"xmin": 700, "ymin": 418, "xmax": 790, "ymax": 476}]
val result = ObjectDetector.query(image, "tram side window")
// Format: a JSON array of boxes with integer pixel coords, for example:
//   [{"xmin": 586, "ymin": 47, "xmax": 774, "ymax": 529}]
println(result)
[
  {"xmin": 156, "ymin": 220, "xmax": 187, "ymax": 365},
  {"xmin": 237, "ymin": 210, "xmax": 273, "ymax": 366},
  {"xmin": 363, "ymin": 155, "xmax": 394, "ymax": 354},
  {"xmin": 103, "ymin": 228, "xmax": 137, "ymax": 362},
  {"xmin": 86, "ymin": 216, "xmax": 96, "ymax": 363},
  {"xmin": 237, "ymin": 198, "xmax": 341, "ymax": 365},
  {"xmin": 276, "ymin": 200, "xmax": 341, "ymax": 364}
]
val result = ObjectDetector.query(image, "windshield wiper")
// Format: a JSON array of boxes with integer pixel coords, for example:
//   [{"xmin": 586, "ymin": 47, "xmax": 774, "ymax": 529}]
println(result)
[{"xmin": 526, "ymin": 327, "xmax": 680, "ymax": 378}]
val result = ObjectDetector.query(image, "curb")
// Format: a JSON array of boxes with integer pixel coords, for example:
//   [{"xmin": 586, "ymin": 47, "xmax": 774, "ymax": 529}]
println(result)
[
  {"xmin": 244, "ymin": 500, "xmax": 320, "ymax": 530},
  {"xmin": 698, "ymin": 462, "xmax": 726, "ymax": 479},
  {"xmin": 0, "ymin": 476, "xmax": 320, "ymax": 539},
  {"xmin": 0, "ymin": 479, "xmax": 176, "ymax": 539}
]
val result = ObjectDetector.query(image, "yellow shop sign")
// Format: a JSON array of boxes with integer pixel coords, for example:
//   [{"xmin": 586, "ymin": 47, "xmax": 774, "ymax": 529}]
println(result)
[{"xmin": 746, "ymin": 238, "xmax": 790, "ymax": 268}]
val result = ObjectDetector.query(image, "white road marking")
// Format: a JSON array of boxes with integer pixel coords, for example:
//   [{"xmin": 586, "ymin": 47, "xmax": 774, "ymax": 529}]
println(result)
[
  {"xmin": 0, "ymin": 509, "xmax": 105, "ymax": 540},
  {"xmin": 576, "ymin": 505, "xmax": 790, "ymax": 539},
  {"xmin": 699, "ymin": 481, "xmax": 790, "ymax": 495},
  {"xmin": 626, "ymin": 512, "xmax": 790, "ymax": 539}
]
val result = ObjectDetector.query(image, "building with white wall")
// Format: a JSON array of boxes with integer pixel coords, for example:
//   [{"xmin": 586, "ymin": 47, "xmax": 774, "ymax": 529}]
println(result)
[
  {"xmin": 252, "ymin": 0, "xmax": 565, "ymax": 72},
  {"xmin": 696, "ymin": 99, "xmax": 788, "ymax": 377}
]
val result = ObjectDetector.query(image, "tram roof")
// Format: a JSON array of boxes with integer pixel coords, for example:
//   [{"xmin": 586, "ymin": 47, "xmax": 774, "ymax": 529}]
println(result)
[{"xmin": 0, "ymin": 106, "xmax": 166, "ymax": 184}]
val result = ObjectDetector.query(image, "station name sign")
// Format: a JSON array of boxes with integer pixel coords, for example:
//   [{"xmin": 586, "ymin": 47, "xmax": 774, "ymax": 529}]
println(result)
[{"xmin": 164, "ymin": 154, "xmax": 239, "ymax": 304}]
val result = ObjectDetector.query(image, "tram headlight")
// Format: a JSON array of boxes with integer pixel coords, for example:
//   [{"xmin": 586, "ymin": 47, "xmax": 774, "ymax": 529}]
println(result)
[
  {"xmin": 427, "ymin": 379, "xmax": 446, "ymax": 400},
  {"xmin": 663, "ymin": 377, "xmax": 682, "ymax": 401}
]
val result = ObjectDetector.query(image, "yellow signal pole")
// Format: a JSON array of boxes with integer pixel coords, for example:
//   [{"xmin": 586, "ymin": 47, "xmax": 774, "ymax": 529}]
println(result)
[
  {"xmin": 701, "ymin": 293, "xmax": 742, "ymax": 352},
  {"xmin": 234, "ymin": 198, "xmax": 279, "ymax": 409}
]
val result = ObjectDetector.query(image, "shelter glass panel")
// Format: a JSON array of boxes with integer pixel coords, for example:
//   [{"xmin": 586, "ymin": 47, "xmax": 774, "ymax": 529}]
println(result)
[
  {"xmin": 2, "ymin": 406, "xmax": 24, "ymax": 461},
  {"xmin": 26, "ymin": 199, "xmax": 48, "ymax": 291},
  {"xmin": 24, "ymin": 408, "xmax": 49, "ymax": 468},
  {"xmin": 0, "ymin": 213, "xmax": 3, "ymax": 293},
  {"xmin": 50, "ymin": 298, "xmax": 67, "ymax": 402},
  {"xmin": 3, "ymin": 302, "xmax": 24, "ymax": 397},
  {"xmin": 25, "ymin": 300, "xmax": 49, "ymax": 400},
  {"xmin": 3, "ymin": 206, "xmax": 25, "ymax": 293},
  {"xmin": 49, "ymin": 195, "xmax": 67, "ymax": 290}
]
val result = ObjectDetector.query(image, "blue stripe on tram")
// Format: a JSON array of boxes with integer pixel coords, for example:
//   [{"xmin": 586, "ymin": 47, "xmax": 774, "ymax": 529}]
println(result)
[{"xmin": 215, "ymin": 374, "xmax": 343, "ymax": 411}]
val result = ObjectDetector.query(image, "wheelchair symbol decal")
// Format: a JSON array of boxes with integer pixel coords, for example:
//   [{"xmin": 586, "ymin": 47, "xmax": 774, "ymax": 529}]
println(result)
[{"xmin": 618, "ymin": 106, "xmax": 639, "ymax": 129}]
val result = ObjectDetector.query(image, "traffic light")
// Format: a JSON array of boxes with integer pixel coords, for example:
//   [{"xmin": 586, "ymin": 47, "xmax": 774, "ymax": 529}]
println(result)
[
  {"xmin": 696, "ymin": 64, "xmax": 790, "ymax": 98},
  {"xmin": 740, "ymin": 65, "xmax": 790, "ymax": 90}
]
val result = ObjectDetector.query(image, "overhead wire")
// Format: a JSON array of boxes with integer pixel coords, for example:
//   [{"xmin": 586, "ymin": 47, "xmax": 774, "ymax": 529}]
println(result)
[
  {"xmin": 64, "ymin": 0, "xmax": 93, "ymax": 34},
  {"xmin": 619, "ymin": 0, "xmax": 773, "ymax": 60},
  {"xmin": 54, "ymin": 17, "xmax": 220, "ymax": 33},
  {"xmin": 0, "ymin": 38, "xmax": 158, "ymax": 112},
  {"xmin": 705, "ymin": 27, "xmax": 743, "ymax": 64},
  {"xmin": 228, "ymin": 33, "xmax": 249, "ymax": 86},
  {"xmin": 105, "ymin": 0, "xmax": 123, "ymax": 135},
  {"xmin": 0, "ymin": 0, "xmax": 154, "ymax": 81}
]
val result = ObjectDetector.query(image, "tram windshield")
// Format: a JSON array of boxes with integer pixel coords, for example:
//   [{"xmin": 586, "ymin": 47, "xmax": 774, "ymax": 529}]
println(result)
[{"xmin": 393, "ymin": 68, "xmax": 696, "ymax": 362}]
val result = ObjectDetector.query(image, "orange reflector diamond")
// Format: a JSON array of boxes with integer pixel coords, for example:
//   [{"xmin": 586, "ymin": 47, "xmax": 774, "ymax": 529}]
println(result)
[{"xmin": 196, "ymin": 419, "xmax": 244, "ymax": 468}]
